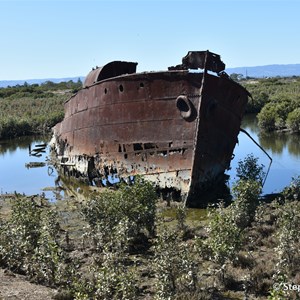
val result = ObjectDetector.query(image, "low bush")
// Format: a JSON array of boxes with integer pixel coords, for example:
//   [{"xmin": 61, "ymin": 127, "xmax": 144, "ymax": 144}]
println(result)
[
  {"xmin": 232, "ymin": 179, "xmax": 262, "ymax": 229},
  {"xmin": 153, "ymin": 227, "xmax": 197, "ymax": 300},
  {"xmin": 0, "ymin": 196, "xmax": 66, "ymax": 286},
  {"xmin": 80, "ymin": 177, "xmax": 157, "ymax": 250},
  {"xmin": 282, "ymin": 175, "xmax": 300, "ymax": 200}
]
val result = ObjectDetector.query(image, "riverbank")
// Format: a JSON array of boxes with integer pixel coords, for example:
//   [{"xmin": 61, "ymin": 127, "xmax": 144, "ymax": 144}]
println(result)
[
  {"xmin": 0, "ymin": 175, "xmax": 300, "ymax": 299},
  {"xmin": 241, "ymin": 76, "xmax": 300, "ymax": 133},
  {"xmin": 0, "ymin": 268, "xmax": 56, "ymax": 300}
]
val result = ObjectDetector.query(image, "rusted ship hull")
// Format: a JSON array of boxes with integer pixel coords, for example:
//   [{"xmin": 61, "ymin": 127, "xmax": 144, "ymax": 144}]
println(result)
[{"xmin": 51, "ymin": 51, "xmax": 249, "ymax": 206}]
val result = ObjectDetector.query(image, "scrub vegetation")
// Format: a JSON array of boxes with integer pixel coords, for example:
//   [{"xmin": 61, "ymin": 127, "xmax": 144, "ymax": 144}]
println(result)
[
  {"xmin": 240, "ymin": 76, "xmax": 300, "ymax": 132},
  {"xmin": 1, "ymin": 159, "xmax": 300, "ymax": 299},
  {"xmin": 1, "ymin": 77, "xmax": 300, "ymax": 298},
  {"xmin": 0, "ymin": 80, "xmax": 81, "ymax": 139}
]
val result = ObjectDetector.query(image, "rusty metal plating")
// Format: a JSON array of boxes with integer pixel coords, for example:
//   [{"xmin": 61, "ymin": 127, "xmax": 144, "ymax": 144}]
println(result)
[{"xmin": 51, "ymin": 51, "xmax": 250, "ymax": 206}]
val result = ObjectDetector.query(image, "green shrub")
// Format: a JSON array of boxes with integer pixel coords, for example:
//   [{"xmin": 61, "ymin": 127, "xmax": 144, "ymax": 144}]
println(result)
[
  {"xmin": 282, "ymin": 175, "xmax": 300, "ymax": 200},
  {"xmin": 257, "ymin": 103, "xmax": 278, "ymax": 131},
  {"xmin": 233, "ymin": 155, "xmax": 263, "ymax": 228},
  {"xmin": 81, "ymin": 177, "xmax": 157, "ymax": 250},
  {"xmin": 26, "ymin": 209, "xmax": 65, "ymax": 286},
  {"xmin": 153, "ymin": 228, "xmax": 197, "ymax": 299},
  {"xmin": 286, "ymin": 108, "xmax": 300, "ymax": 132},
  {"xmin": 0, "ymin": 197, "xmax": 42, "ymax": 271},
  {"xmin": 271, "ymin": 200, "xmax": 300, "ymax": 300},
  {"xmin": 257, "ymin": 102, "xmax": 290, "ymax": 131},
  {"xmin": 236, "ymin": 154, "xmax": 265, "ymax": 184},
  {"xmin": 197, "ymin": 202, "xmax": 244, "ymax": 288},
  {"xmin": 257, "ymin": 92, "xmax": 300, "ymax": 131},
  {"xmin": 93, "ymin": 246, "xmax": 137, "ymax": 300},
  {"xmin": 275, "ymin": 201, "xmax": 300, "ymax": 273},
  {"xmin": 246, "ymin": 91, "xmax": 269, "ymax": 113},
  {"xmin": 0, "ymin": 196, "xmax": 66, "ymax": 285},
  {"xmin": 232, "ymin": 179, "xmax": 262, "ymax": 229}
]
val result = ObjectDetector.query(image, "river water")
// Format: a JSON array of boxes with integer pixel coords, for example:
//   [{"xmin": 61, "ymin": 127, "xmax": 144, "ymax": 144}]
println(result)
[
  {"xmin": 0, "ymin": 135, "xmax": 61, "ymax": 200},
  {"xmin": 227, "ymin": 114, "xmax": 300, "ymax": 194},
  {"xmin": 0, "ymin": 115, "xmax": 300, "ymax": 199}
]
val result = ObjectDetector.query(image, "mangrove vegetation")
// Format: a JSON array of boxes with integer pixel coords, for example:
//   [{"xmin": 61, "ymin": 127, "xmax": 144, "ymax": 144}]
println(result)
[
  {"xmin": 1, "ymin": 158, "xmax": 300, "ymax": 299},
  {"xmin": 241, "ymin": 76, "xmax": 300, "ymax": 132},
  {"xmin": 0, "ymin": 80, "xmax": 81, "ymax": 139},
  {"xmin": 0, "ymin": 77, "xmax": 300, "ymax": 298}
]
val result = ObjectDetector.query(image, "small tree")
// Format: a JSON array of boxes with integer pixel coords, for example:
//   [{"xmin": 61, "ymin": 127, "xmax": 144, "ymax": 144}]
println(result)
[
  {"xmin": 230, "ymin": 73, "xmax": 244, "ymax": 81},
  {"xmin": 232, "ymin": 179, "xmax": 262, "ymax": 229},
  {"xmin": 236, "ymin": 154, "xmax": 265, "ymax": 185},
  {"xmin": 234, "ymin": 155, "xmax": 264, "ymax": 228}
]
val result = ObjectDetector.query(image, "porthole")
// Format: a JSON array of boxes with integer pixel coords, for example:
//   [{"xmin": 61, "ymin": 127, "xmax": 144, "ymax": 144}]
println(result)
[
  {"xmin": 176, "ymin": 95, "xmax": 192, "ymax": 119},
  {"xmin": 119, "ymin": 84, "xmax": 124, "ymax": 92}
]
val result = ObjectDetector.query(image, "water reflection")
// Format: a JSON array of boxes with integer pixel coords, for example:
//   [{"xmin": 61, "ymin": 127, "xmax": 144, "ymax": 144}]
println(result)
[
  {"xmin": 259, "ymin": 131, "xmax": 300, "ymax": 158},
  {"xmin": 0, "ymin": 136, "xmax": 61, "ymax": 200},
  {"xmin": 1, "ymin": 115, "xmax": 300, "ymax": 199},
  {"xmin": 259, "ymin": 132, "xmax": 288, "ymax": 154},
  {"xmin": 287, "ymin": 134, "xmax": 300, "ymax": 156},
  {"xmin": 0, "ymin": 136, "xmax": 38, "ymax": 154},
  {"xmin": 241, "ymin": 114, "xmax": 260, "ymax": 134},
  {"xmin": 229, "ymin": 114, "xmax": 300, "ymax": 194}
]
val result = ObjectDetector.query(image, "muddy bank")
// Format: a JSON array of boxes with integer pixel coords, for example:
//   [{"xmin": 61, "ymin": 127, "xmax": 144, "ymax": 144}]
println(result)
[{"xmin": 0, "ymin": 268, "xmax": 57, "ymax": 300}]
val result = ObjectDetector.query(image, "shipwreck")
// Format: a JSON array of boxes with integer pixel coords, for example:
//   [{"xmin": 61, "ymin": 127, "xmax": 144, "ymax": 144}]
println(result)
[{"xmin": 51, "ymin": 50, "xmax": 250, "ymax": 206}]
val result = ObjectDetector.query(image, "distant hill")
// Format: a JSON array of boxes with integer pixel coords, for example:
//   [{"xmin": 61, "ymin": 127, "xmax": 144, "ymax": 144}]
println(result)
[
  {"xmin": 0, "ymin": 77, "xmax": 85, "ymax": 88},
  {"xmin": 1, "ymin": 64, "xmax": 300, "ymax": 88},
  {"xmin": 225, "ymin": 64, "xmax": 300, "ymax": 78}
]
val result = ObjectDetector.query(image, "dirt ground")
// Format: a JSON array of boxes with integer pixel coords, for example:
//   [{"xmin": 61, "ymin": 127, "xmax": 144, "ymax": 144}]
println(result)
[{"xmin": 0, "ymin": 268, "xmax": 57, "ymax": 300}]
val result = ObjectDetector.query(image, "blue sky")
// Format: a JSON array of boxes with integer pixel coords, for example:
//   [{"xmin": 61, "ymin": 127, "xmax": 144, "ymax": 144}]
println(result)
[{"xmin": 0, "ymin": 0, "xmax": 299, "ymax": 80}]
